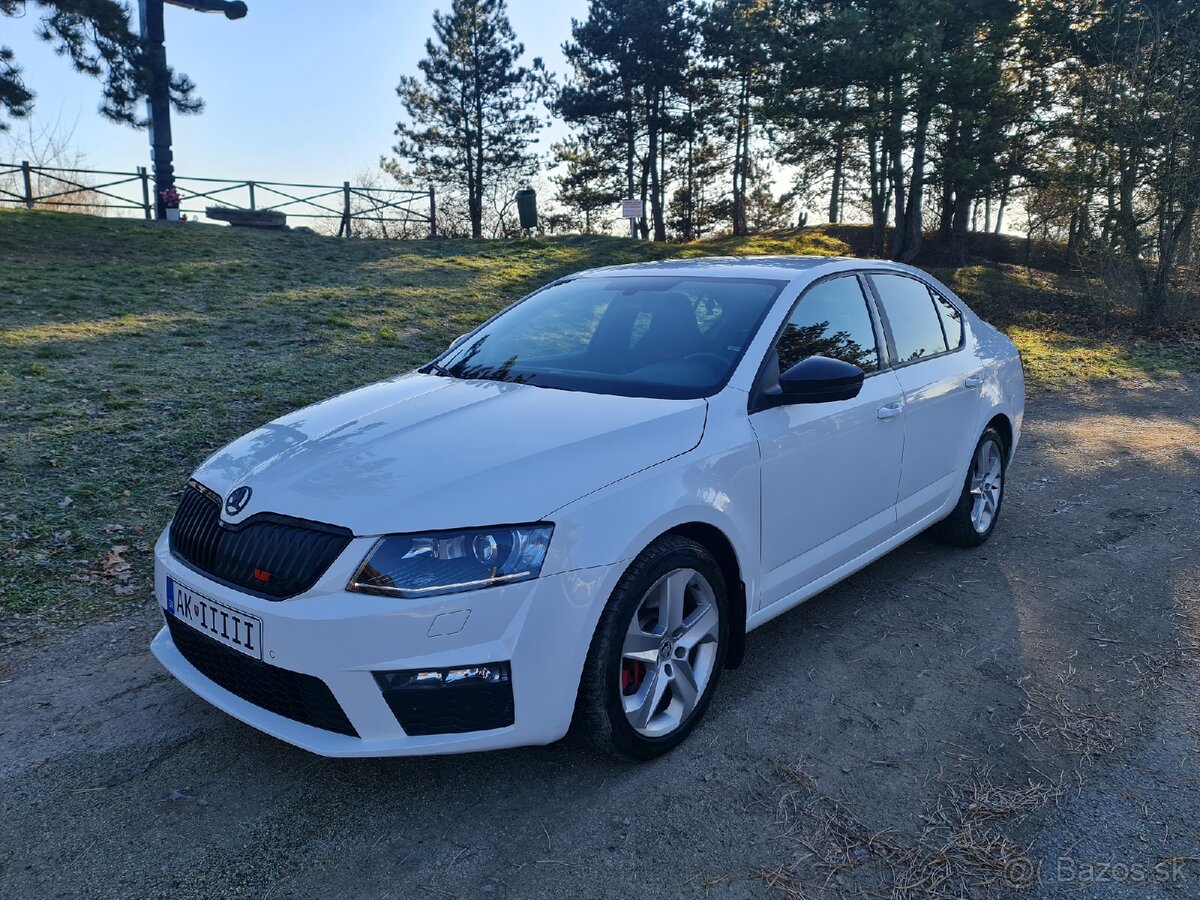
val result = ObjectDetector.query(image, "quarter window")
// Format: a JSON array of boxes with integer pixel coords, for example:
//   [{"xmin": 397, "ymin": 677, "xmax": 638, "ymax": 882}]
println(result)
[
  {"xmin": 775, "ymin": 276, "xmax": 879, "ymax": 373},
  {"xmin": 871, "ymin": 274, "xmax": 949, "ymax": 362},
  {"xmin": 932, "ymin": 290, "xmax": 964, "ymax": 349}
]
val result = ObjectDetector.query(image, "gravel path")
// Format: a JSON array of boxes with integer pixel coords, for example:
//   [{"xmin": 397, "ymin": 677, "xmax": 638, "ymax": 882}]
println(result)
[{"xmin": 2, "ymin": 381, "xmax": 1198, "ymax": 899}]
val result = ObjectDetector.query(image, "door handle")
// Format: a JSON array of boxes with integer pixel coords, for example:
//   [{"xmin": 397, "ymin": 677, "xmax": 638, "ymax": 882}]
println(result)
[
  {"xmin": 963, "ymin": 375, "xmax": 983, "ymax": 389},
  {"xmin": 877, "ymin": 402, "xmax": 903, "ymax": 420}
]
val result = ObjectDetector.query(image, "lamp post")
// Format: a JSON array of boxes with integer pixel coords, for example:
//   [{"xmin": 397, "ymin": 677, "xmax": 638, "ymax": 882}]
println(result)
[{"xmin": 138, "ymin": 0, "xmax": 248, "ymax": 219}]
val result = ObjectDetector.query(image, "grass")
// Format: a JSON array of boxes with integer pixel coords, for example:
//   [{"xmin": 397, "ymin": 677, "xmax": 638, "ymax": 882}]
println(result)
[
  {"xmin": 933, "ymin": 264, "xmax": 1200, "ymax": 389},
  {"xmin": 1, "ymin": 209, "xmax": 1197, "ymax": 623}
]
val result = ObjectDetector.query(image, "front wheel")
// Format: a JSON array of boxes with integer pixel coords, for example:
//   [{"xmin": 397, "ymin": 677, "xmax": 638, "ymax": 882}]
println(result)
[
  {"xmin": 932, "ymin": 426, "xmax": 1007, "ymax": 547},
  {"xmin": 576, "ymin": 536, "xmax": 728, "ymax": 760}
]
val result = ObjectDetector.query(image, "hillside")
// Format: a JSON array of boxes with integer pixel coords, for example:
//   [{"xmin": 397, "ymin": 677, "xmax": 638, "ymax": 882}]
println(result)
[{"xmin": 1, "ymin": 209, "xmax": 1197, "ymax": 623}]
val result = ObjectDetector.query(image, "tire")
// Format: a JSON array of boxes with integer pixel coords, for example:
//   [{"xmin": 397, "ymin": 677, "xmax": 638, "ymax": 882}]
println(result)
[
  {"xmin": 576, "ymin": 536, "xmax": 729, "ymax": 761},
  {"xmin": 932, "ymin": 426, "xmax": 1008, "ymax": 547}
]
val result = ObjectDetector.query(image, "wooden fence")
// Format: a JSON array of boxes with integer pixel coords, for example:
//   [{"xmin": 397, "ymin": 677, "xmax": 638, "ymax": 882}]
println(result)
[{"xmin": 0, "ymin": 161, "xmax": 436, "ymax": 237}]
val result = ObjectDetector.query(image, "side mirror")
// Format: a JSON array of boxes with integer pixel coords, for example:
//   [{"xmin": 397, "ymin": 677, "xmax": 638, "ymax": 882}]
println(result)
[
  {"xmin": 768, "ymin": 355, "xmax": 865, "ymax": 406},
  {"xmin": 447, "ymin": 333, "xmax": 470, "ymax": 352}
]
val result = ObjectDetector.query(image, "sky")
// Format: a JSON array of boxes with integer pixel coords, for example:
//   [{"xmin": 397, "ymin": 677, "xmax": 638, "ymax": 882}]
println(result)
[{"xmin": 2, "ymin": 0, "xmax": 589, "ymax": 184}]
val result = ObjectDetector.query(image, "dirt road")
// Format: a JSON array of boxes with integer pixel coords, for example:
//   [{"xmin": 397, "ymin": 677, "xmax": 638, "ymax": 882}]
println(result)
[{"xmin": 2, "ymin": 382, "xmax": 1198, "ymax": 899}]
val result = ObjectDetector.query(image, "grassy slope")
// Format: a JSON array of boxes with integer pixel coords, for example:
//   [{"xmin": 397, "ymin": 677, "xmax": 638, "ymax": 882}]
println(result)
[{"xmin": 1, "ymin": 209, "xmax": 1197, "ymax": 623}]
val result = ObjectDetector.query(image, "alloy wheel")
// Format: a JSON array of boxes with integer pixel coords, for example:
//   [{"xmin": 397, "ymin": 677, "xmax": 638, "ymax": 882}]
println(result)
[
  {"xmin": 969, "ymin": 437, "xmax": 1004, "ymax": 533},
  {"xmin": 619, "ymin": 568, "xmax": 720, "ymax": 738}
]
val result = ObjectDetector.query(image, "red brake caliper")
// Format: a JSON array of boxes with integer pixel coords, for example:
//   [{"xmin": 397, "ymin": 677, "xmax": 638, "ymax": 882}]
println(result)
[{"xmin": 621, "ymin": 659, "xmax": 644, "ymax": 695}]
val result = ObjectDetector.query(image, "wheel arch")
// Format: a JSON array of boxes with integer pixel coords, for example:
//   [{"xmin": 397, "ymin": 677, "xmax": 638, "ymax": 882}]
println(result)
[
  {"xmin": 662, "ymin": 522, "xmax": 747, "ymax": 670},
  {"xmin": 985, "ymin": 411, "xmax": 1014, "ymax": 462}
]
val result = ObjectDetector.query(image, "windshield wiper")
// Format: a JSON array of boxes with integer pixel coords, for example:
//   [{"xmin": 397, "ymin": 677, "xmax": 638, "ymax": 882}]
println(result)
[{"xmin": 425, "ymin": 361, "xmax": 454, "ymax": 377}]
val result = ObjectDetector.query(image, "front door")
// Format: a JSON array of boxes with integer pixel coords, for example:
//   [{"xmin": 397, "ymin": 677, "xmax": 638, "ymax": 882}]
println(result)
[{"xmin": 751, "ymin": 274, "xmax": 906, "ymax": 610}]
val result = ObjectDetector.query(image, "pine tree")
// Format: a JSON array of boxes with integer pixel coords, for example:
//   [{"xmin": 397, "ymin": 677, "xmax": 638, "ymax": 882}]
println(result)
[
  {"xmin": 393, "ymin": 0, "xmax": 550, "ymax": 239},
  {"xmin": 0, "ymin": 0, "xmax": 201, "ymax": 130},
  {"xmin": 1030, "ymin": 0, "xmax": 1200, "ymax": 326},
  {"xmin": 702, "ymin": 0, "xmax": 776, "ymax": 236},
  {"xmin": 552, "ymin": 133, "xmax": 621, "ymax": 233},
  {"xmin": 768, "ymin": 0, "xmax": 953, "ymax": 260},
  {"xmin": 667, "ymin": 52, "xmax": 731, "ymax": 240},
  {"xmin": 928, "ymin": 0, "xmax": 1025, "ymax": 264},
  {"xmin": 558, "ymin": 0, "xmax": 694, "ymax": 241}
]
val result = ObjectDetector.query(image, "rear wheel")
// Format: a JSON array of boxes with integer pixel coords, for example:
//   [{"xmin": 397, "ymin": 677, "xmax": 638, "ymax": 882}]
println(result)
[
  {"xmin": 932, "ymin": 426, "xmax": 1007, "ymax": 547},
  {"xmin": 577, "ymin": 536, "xmax": 728, "ymax": 760}
]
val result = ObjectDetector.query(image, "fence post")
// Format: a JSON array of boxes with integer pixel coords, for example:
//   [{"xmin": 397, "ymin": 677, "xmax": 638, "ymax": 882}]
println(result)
[
  {"xmin": 138, "ymin": 167, "xmax": 152, "ymax": 219},
  {"xmin": 429, "ymin": 186, "xmax": 437, "ymax": 238},
  {"xmin": 342, "ymin": 181, "xmax": 352, "ymax": 237},
  {"xmin": 248, "ymin": 181, "xmax": 256, "ymax": 210},
  {"xmin": 21, "ymin": 160, "xmax": 33, "ymax": 208}
]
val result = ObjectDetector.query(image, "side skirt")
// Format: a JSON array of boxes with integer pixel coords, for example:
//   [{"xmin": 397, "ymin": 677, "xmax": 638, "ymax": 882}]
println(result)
[{"xmin": 745, "ymin": 500, "xmax": 954, "ymax": 634}]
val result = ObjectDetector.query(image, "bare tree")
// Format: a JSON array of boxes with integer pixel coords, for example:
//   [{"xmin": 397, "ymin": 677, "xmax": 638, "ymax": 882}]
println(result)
[{"xmin": 1, "ymin": 113, "xmax": 105, "ymax": 214}]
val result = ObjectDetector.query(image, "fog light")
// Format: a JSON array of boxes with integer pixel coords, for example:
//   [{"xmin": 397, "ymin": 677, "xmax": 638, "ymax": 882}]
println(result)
[{"xmin": 374, "ymin": 662, "xmax": 514, "ymax": 735}]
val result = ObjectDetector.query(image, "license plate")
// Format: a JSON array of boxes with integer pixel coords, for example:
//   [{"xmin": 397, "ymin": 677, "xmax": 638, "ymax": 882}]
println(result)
[{"xmin": 166, "ymin": 577, "xmax": 263, "ymax": 660}]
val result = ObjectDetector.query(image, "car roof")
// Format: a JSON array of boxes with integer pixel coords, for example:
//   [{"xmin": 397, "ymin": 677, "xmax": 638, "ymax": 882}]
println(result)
[{"xmin": 574, "ymin": 255, "xmax": 906, "ymax": 282}]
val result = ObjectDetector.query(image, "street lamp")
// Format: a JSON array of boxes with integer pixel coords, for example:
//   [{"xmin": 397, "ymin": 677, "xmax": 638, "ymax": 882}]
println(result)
[{"xmin": 138, "ymin": 0, "xmax": 248, "ymax": 219}]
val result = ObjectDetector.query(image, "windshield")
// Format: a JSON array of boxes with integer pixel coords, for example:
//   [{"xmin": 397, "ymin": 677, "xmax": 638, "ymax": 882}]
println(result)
[{"xmin": 432, "ymin": 275, "xmax": 786, "ymax": 400}]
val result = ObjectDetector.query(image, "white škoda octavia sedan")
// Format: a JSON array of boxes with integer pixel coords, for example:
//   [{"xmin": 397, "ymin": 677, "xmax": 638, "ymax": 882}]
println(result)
[{"xmin": 152, "ymin": 257, "xmax": 1024, "ymax": 760}]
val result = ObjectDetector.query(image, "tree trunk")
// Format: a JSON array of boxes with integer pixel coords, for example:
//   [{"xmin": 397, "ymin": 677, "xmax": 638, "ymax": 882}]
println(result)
[
  {"xmin": 889, "ymin": 146, "xmax": 904, "ymax": 245},
  {"xmin": 994, "ymin": 177, "xmax": 1009, "ymax": 235},
  {"xmin": 829, "ymin": 135, "xmax": 844, "ymax": 225},
  {"xmin": 1144, "ymin": 136, "xmax": 1200, "ymax": 327},
  {"xmin": 647, "ymin": 90, "xmax": 666, "ymax": 242},
  {"xmin": 937, "ymin": 112, "xmax": 960, "ymax": 240},
  {"xmin": 464, "ymin": 141, "xmax": 482, "ymax": 239},
  {"xmin": 950, "ymin": 193, "xmax": 971, "ymax": 267},
  {"xmin": 730, "ymin": 121, "xmax": 743, "ymax": 236},
  {"xmin": 867, "ymin": 128, "xmax": 888, "ymax": 257},
  {"xmin": 470, "ymin": 44, "xmax": 485, "ymax": 240},
  {"xmin": 893, "ymin": 95, "xmax": 930, "ymax": 263},
  {"xmin": 1066, "ymin": 209, "xmax": 1081, "ymax": 263},
  {"xmin": 683, "ymin": 95, "xmax": 696, "ymax": 241},
  {"xmin": 731, "ymin": 76, "xmax": 751, "ymax": 237},
  {"xmin": 638, "ymin": 150, "xmax": 651, "ymax": 240},
  {"xmin": 662, "ymin": 102, "xmax": 672, "ymax": 241},
  {"xmin": 622, "ymin": 84, "xmax": 637, "ymax": 240},
  {"xmin": 829, "ymin": 90, "xmax": 847, "ymax": 224},
  {"xmin": 1178, "ymin": 209, "xmax": 1195, "ymax": 267}
]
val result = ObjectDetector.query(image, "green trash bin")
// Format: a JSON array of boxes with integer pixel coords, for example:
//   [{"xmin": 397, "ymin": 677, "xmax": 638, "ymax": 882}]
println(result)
[{"xmin": 516, "ymin": 187, "xmax": 538, "ymax": 231}]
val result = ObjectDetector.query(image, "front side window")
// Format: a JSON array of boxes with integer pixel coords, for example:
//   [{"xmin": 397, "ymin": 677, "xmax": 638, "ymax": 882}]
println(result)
[
  {"xmin": 774, "ymin": 275, "xmax": 880, "ymax": 373},
  {"xmin": 435, "ymin": 276, "xmax": 785, "ymax": 399},
  {"xmin": 870, "ymin": 274, "xmax": 950, "ymax": 362}
]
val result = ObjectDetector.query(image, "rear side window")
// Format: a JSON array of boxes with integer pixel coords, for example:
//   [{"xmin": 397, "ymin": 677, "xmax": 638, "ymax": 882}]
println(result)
[
  {"xmin": 932, "ymin": 290, "xmax": 964, "ymax": 349},
  {"xmin": 870, "ymin": 274, "xmax": 949, "ymax": 362},
  {"xmin": 775, "ymin": 275, "xmax": 879, "ymax": 373}
]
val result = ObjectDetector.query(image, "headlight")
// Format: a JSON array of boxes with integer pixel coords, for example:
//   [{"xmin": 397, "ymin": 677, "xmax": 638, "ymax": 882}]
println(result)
[{"xmin": 348, "ymin": 524, "xmax": 554, "ymax": 598}]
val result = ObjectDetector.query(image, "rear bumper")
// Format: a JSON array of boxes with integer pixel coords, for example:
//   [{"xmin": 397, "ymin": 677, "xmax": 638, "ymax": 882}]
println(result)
[{"xmin": 151, "ymin": 531, "xmax": 621, "ymax": 757}]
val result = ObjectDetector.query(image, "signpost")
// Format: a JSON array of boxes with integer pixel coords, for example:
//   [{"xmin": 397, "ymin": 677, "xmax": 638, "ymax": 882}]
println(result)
[{"xmin": 621, "ymin": 199, "xmax": 644, "ymax": 238}]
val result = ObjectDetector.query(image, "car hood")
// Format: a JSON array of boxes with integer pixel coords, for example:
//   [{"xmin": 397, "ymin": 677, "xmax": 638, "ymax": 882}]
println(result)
[{"xmin": 192, "ymin": 373, "xmax": 708, "ymax": 535}]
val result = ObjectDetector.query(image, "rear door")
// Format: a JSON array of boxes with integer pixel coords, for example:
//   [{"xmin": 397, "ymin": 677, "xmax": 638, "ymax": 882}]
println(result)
[
  {"xmin": 867, "ymin": 273, "xmax": 982, "ymax": 530},
  {"xmin": 751, "ymin": 273, "xmax": 906, "ymax": 610}
]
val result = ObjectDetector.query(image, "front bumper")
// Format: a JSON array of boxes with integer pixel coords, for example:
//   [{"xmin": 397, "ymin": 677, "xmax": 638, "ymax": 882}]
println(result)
[{"xmin": 150, "ymin": 530, "xmax": 621, "ymax": 757}]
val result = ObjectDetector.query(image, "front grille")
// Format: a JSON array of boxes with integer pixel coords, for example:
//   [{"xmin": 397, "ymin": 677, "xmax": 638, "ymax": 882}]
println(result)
[
  {"xmin": 165, "ymin": 614, "xmax": 358, "ymax": 737},
  {"xmin": 169, "ymin": 483, "xmax": 352, "ymax": 599}
]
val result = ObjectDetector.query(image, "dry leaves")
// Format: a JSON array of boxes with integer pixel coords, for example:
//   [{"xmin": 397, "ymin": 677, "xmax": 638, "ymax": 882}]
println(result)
[{"xmin": 95, "ymin": 545, "xmax": 133, "ymax": 583}]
